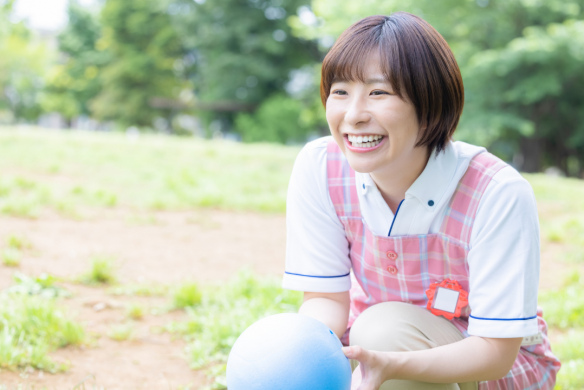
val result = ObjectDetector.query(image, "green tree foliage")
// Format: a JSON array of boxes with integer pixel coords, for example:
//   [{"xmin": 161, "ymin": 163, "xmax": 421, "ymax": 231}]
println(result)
[
  {"xmin": 40, "ymin": 1, "xmax": 106, "ymax": 122},
  {"xmin": 0, "ymin": 1, "xmax": 49, "ymax": 122},
  {"xmin": 91, "ymin": 0, "xmax": 188, "ymax": 129},
  {"xmin": 170, "ymin": 0, "xmax": 321, "ymax": 135},
  {"xmin": 461, "ymin": 17, "xmax": 584, "ymax": 176},
  {"xmin": 235, "ymin": 93, "xmax": 314, "ymax": 143}
]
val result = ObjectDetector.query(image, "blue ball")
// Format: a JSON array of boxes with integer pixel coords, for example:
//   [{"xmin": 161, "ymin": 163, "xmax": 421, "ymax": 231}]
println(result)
[{"xmin": 227, "ymin": 313, "xmax": 352, "ymax": 390}]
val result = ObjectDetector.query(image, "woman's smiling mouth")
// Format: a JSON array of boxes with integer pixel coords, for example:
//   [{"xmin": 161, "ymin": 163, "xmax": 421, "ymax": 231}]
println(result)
[{"xmin": 345, "ymin": 134, "xmax": 385, "ymax": 151}]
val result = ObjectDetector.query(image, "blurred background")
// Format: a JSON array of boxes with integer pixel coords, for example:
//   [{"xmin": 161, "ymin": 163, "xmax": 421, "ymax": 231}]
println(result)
[
  {"xmin": 1, "ymin": 1, "xmax": 584, "ymax": 389},
  {"xmin": 1, "ymin": 0, "xmax": 584, "ymax": 175}
]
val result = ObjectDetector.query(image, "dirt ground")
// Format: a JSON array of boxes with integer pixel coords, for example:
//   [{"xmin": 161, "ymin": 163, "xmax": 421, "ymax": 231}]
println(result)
[
  {"xmin": 0, "ymin": 208, "xmax": 574, "ymax": 389},
  {"xmin": 0, "ymin": 209, "xmax": 287, "ymax": 390}
]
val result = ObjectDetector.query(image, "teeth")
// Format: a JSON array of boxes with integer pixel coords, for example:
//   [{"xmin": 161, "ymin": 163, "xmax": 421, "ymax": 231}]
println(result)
[{"xmin": 347, "ymin": 135, "xmax": 383, "ymax": 148}]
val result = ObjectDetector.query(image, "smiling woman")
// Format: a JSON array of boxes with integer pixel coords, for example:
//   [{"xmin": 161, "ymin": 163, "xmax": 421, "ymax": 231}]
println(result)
[{"xmin": 283, "ymin": 11, "xmax": 561, "ymax": 390}]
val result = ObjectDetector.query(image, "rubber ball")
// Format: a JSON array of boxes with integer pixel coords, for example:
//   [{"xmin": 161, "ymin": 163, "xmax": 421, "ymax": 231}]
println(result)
[{"xmin": 226, "ymin": 313, "xmax": 352, "ymax": 390}]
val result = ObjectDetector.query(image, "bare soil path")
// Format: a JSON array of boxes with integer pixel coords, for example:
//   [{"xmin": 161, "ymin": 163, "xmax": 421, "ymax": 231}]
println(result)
[{"xmin": 0, "ymin": 209, "xmax": 286, "ymax": 390}]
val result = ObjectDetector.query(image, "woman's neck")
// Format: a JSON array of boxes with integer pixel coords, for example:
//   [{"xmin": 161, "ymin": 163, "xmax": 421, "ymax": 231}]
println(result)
[{"xmin": 370, "ymin": 147, "xmax": 431, "ymax": 213}]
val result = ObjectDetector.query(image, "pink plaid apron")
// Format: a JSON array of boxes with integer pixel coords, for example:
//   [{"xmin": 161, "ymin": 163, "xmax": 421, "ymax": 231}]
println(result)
[{"xmin": 326, "ymin": 141, "xmax": 561, "ymax": 389}]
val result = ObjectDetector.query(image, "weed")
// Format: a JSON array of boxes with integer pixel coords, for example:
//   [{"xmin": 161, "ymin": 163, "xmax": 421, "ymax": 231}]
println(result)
[
  {"xmin": 108, "ymin": 283, "xmax": 169, "ymax": 297},
  {"xmin": 6, "ymin": 272, "xmax": 70, "ymax": 298},
  {"xmin": 166, "ymin": 271, "xmax": 302, "ymax": 389},
  {"xmin": 108, "ymin": 323, "xmax": 133, "ymax": 341},
  {"xmin": 172, "ymin": 282, "xmax": 203, "ymax": 309},
  {"xmin": 539, "ymin": 274, "xmax": 584, "ymax": 330},
  {"xmin": 0, "ymin": 294, "xmax": 85, "ymax": 372},
  {"xmin": 2, "ymin": 248, "xmax": 21, "ymax": 267},
  {"xmin": 126, "ymin": 304, "xmax": 145, "ymax": 320},
  {"xmin": 6, "ymin": 234, "xmax": 33, "ymax": 250},
  {"xmin": 79, "ymin": 256, "xmax": 117, "ymax": 285}
]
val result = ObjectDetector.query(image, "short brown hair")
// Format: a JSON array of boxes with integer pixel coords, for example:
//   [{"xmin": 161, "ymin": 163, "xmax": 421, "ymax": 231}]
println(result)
[{"xmin": 320, "ymin": 13, "xmax": 464, "ymax": 153}]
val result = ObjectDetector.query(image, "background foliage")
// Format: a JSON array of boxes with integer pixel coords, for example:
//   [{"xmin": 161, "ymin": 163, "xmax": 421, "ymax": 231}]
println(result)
[{"xmin": 2, "ymin": 0, "xmax": 584, "ymax": 175}]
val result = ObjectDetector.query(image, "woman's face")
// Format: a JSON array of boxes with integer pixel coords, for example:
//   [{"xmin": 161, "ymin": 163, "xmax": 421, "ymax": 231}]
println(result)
[{"xmin": 325, "ymin": 55, "xmax": 428, "ymax": 177}]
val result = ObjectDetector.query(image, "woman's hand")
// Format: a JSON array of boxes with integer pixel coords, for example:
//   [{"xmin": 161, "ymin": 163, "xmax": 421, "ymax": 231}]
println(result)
[{"xmin": 343, "ymin": 345, "xmax": 391, "ymax": 390}]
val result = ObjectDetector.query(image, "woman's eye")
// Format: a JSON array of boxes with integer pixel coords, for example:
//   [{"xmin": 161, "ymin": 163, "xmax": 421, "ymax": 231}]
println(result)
[
  {"xmin": 331, "ymin": 89, "xmax": 347, "ymax": 95},
  {"xmin": 371, "ymin": 90, "xmax": 390, "ymax": 96}
]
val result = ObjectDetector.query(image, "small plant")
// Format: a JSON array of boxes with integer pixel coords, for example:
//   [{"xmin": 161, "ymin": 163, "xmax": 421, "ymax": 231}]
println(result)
[
  {"xmin": 0, "ymin": 294, "xmax": 85, "ymax": 372},
  {"xmin": 2, "ymin": 248, "xmax": 21, "ymax": 267},
  {"xmin": 108, "ymin": 283, "xmax": 169, "ymax": 297},
  {"xmin": 108, "ymin": 323, "xmax": 133, "ymax": 341},
  {"xmin": 126, "ymin": 304, "xmax": 145, "ymax": 320},
  {"xmin": 6, "ymin": 234, "xmax": 33, "ymax": 250},
  {"xmin": 6, "ymin": 272, "xmax": 70, "ymax": 298},
  {"xmin": 172, "ymin": 282, "xmax": 203, "ymax": 309},
  {"xmin": 79, "ymin": 256, "xmax": 117, "ymax": 285}
]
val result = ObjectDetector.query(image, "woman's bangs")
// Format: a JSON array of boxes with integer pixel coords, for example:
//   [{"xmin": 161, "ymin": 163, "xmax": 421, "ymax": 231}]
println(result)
[{"xmin": 328, "ymin": 41, "xmax": 380, "ymax": 84}]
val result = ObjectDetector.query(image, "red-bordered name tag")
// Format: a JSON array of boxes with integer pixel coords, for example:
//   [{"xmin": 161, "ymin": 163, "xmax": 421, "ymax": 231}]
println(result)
[{"xmin": 425, "ymin": 279, "xmax": 468, "ymax": 320}]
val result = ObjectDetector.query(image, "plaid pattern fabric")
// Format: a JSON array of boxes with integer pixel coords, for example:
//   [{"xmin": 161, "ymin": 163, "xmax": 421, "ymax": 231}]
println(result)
[{"xmin": 326, "ymin": 141, "xmax": 560, "ymax": 389}]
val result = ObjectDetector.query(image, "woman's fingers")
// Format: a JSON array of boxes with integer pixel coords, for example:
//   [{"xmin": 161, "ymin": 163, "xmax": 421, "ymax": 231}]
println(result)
[{"xmin": 343, "ymin": 345, "xmax": 365, "ymax": 361}]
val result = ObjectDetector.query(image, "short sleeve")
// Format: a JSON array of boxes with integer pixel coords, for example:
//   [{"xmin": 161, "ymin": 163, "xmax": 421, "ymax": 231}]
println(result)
[
  {"xmin": 467, "ymin": 166, "xmax": 540, "ymax": 338},
  {"xmin": 282, "ymin": 138, "xmax": 352, "ymax": 293}
]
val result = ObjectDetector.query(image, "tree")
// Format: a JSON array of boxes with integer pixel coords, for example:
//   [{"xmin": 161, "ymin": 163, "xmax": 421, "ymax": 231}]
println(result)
[
  {"xmin": 169, "ymin": 0, "xmax": 321, "ymax": 136},
  {"xmin": 40, "ymin": 0, "xmax": 107, "ymax": 124},
  {"xmin": 91, "ymin": 0, "xmax": 188, "ymax": 130},
  {"xmin": 0, "ymin": 0, "xmax": 50, "ymax": 122}
]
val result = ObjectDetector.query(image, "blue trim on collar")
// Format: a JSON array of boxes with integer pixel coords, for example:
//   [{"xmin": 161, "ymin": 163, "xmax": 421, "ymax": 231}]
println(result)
[
  {"xmin": 470, "ymin": 314, "xmax": 537, "ymax": 321},
  {"xmin": 388, "ymin": 199, "xmax": 405, "ymax": 237},
  {"xmin": 284, "ymin": 271, "xmax": 350, "ymax": 279}
]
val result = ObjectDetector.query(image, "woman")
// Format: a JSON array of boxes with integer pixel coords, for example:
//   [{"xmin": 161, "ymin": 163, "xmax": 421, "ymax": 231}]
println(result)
[{"xmin": 282, "ymin": 12, "xmax": 560, "ymax": 390}]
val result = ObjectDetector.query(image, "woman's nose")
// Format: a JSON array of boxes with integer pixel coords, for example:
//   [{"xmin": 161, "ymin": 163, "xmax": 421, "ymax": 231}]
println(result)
[{"xmin": 344, "ymin": 97, "xmax": 370, "ymax": 126}]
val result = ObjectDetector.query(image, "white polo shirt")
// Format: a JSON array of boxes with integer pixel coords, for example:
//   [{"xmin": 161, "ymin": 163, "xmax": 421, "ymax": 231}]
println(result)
[{"xmin": 283, "ymin": 136, "xmax": 541, "ymax": 338}]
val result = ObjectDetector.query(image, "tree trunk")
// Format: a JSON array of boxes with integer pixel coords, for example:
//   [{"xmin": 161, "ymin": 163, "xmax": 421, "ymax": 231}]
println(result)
[{"xmin": 519, "ymin": 137, "xmax": 542, "ymax": 173}]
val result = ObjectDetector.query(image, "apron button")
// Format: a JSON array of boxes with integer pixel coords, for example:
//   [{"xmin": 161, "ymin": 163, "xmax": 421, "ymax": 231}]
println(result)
[
  {"xmin": 387, "ymin": 265, "xmax": 398, "ymax": 274},
  {"xmin": 386, "ymin": 251, "xmax": 398, "ymax": 260}
]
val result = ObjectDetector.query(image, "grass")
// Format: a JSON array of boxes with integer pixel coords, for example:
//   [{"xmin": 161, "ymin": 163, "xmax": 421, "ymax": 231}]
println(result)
[
  {"xmin": 78, "ymin": 256, "xmax": 118, "ymax": 285},
  {"xmin": 0, "ymin": 126, "xmax": 299, "ymax": 216},
  {"xmin": 0, "ymin": 127, "xmax": 583, "ymax": 388},
  {"xmin": 126, "ymin": 303, "xmax": 145, "ymax": 320},
  {"xmin": 108, "ymin": 323, "xmax": 134, "ymax": 341},
  {"xmin": 166, "ymin": 271, "xmax": 302, "ymax": 390},
  {"xmin": 172, "ymin": 282, "xmax": 203, "ymax": 309},
  {"xmin": 2, "ymin": 247, "xmax": 21, "ymax": 267},
  {"xmin": 0, "ymin": 293, "xmax": 85, "ymax": 372}
]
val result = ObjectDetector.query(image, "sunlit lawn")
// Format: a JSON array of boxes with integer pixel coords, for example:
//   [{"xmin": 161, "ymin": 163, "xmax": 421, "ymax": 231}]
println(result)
[{"xmin": 0, "ymin": 126, "xmax": 582, "ymax": 389}]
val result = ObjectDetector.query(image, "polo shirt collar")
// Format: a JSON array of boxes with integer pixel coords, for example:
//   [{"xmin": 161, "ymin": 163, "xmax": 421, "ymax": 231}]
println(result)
[
  {"xmin": 406, "ymin": 142, "xmax": 458, "ymax": 211},
  {"xmin": 356, "ymin": 141, "xmax": 458, "ymax": 211}
]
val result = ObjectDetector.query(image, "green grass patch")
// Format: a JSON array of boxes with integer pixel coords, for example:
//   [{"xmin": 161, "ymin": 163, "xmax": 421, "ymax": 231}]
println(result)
[
  {"xmin": 172, "ymin": 282, "xmax": 203, "ymax": 309},
  {"xmin": 2, "ymin": 248, "xmax": 21, "ymax": 267},
  {"xmin": 78, "ymin": 256, "xmax": 118, "ymax": 285},
  {"xmin": 0, "ymin": 293, "xmax": 85, "ymax": 372},
  {"xmin": 126, "ymin": 304, "xmax": 145, "ymax": 320},
  {"xmin": 540, "ymin": 272, "xmax": 584, "ymax": 389},
  {"xmin": 6, "ymin": 272, "xmax": 71, "ymax": 299},
  {"xmin": 108, "ymin": 323, "xmax": 134, "ymax": 341},
  {"xmin": 0, "ymin": 127, "xmax": 299, "ymax": 215},
  {"xmin": 6, "ymin": 234, "xmax": 33, "ymax": 250},
  {"xmin": 108, "ymin": 283, "xmax": 169, "ymax": 297},
  {"xmin": 166, "ymin": 271, "xmax": 302, "ymax": 389},
  {"xmin": 539, "ymin": 273, "xmax": 584, "ymax": 330}
]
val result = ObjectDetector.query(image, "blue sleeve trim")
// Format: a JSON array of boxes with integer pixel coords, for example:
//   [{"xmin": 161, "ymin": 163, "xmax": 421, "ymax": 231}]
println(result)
[
  {"xmin": 470, "ymin": 314, "xmax": 537, "ymax": 321},
  {"xmin": 284, "ymin": 271, "xmax": 350, "ymax": 279}
]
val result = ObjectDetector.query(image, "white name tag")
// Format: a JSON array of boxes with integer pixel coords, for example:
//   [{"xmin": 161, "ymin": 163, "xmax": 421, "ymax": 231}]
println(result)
[
  {"xmin": 432, "ymin": 287, "xmax": 460, "ymax": 313},
  {"xmin": 521, "ymin": 332, "xmax": 543, "ymax": 346}
]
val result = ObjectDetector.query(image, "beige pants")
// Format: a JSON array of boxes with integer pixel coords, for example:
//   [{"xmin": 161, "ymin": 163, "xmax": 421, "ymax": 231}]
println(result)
[{"xmin": 350, "ymin": 302, "xmax": 478, "ymax": 390}]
